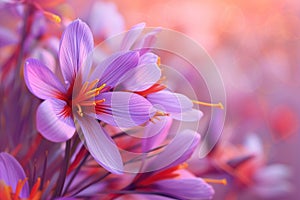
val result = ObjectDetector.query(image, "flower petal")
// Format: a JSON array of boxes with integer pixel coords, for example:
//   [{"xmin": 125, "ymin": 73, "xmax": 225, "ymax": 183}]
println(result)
[
  {"xmin": 88, "ymin": 1, "xmax": 125, "ymax": 39},
  {"xmin": 119, "ymin": 62, "xmax": 161, "ymax": 91},
  {"xmin": 0, "ymin": 152, "xmax": 29, "ymax": 198},
  {"xmin": 146, "ymin": 130, "xmax": 200, "ymax": 172},
  {"xmin": 77, "ymin": 115, "xmax": 123, "ymax": 174},
  {"xmin": 95, "ymin": 92, "xmax": 155, "ymax": 128},
  {"xmin": 172, "ymin": 109, "xmax": 203, "ymax": 122},
  {"xmin": 147, "ymin": 90, "xmax": 193, "ymax": 113},
  {"xmin": 24, "ymin": 58, "xmax": 66, "ymax": 100},
  {"xmin": 120, "ymin": 23, "xmax": 145, "ymax": 51},
  {"xmin": 59, "ymin": 19, "xmax": 94, "ymax": 85},
  {"xmin": 137, "ymin": 28, "xmax": 161, "ymax": 55},
  {"xmin": 0, "ymin": 27, "xmax": 18, "ymax": 47},
  {"xmin": 139, "ymin": 52, "xmax": 159, "ymax": 65},
  {"xmin": 151, "ymin": 178, "xmax": 214, "ymax": 200},
  {"xmin": 97, "ymin": 51, "xmax": 139, "ymax": 88},
  {"xmin": 142, "ymin": 117, "xmax": 172, "ymax": 152},
  {"xmin": 37, "ymin": 99, "xmax": 75, "ymax": 142}
]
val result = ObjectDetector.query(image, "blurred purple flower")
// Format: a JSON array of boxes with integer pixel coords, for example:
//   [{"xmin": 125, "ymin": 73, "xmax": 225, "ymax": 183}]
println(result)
[
  {"xmin": 118, "ymin": 130, "xmax": 214, "ymax": 200},
  {"xmin": 24, "ymin": 19, "xmax": 156, "ymax": 174},
  {"xmin": 0, "ymin": 152, "xmax": 29, "ymax": 199}
]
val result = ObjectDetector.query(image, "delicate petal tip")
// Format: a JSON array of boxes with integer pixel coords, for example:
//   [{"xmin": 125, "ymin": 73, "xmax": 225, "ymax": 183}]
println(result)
[
  {"xmin": 24, "ymin": 58, "xmax": 66, "ymax": 100},
  {"xmin": 172, "ymin": 109, "xmax": 203, "ymax": 122},
  {"xmin": 142, "ymin": 117, "xmax": 173, "ymax": 152},
  {"xmin": 152, "ymin": 178, "xmax": 215, "ymax": 200},
  {"xmin": 121, "ymin": 23, "xmax": 146, "ymax": 50},
  {"xmin": 77, "ymin": 116, "xmax": 123, "ymax": 174},
  {"xmin": 146, "ymin": 130, "xmax": 200, "ymax": 171},
  {"xmin": 119, "ymin": 62, "xmax": 162, "ymax": 91},
  {"xmin": 147, "ymin": 91, "xmax": 193, "ymax": 113},
  {"xmin": 59, "ymin": 19, "xmax": 94, "ymax": 84},
  {"xmin": 36, "ymin": 100, "xmax": 75, "ymax": 142},
  {"xmin": 98, "ymin": 51, "xmax": 139, "ymax": 88},
  {"xmin": 0, "ymin": 153, "xmax": 29, "ymax": 198}
]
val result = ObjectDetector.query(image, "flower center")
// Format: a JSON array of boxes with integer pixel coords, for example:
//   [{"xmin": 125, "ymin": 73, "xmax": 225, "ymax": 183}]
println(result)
[
  {"xmin": 0, "ymin": 178, "xmax": 42, "ymax": 200},
  {"xmin": 72, "ymin": 80, "xmax": 106, "ymax": 117}
]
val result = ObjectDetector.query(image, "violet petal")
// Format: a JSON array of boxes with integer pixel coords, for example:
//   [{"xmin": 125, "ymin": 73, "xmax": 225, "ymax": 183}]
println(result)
[
  {"xmin": 151, "ymin": 178, "xmax": 214, "ymax": 200},
  {"xmin": 121, "ymin": 23, "xmax": 145, "ymax": 50},
  {"xmin": 146, "ymin": 130, "xmax": 200, "ymax": 172},
  {"xmin": 77, "ymin": 115, "xmax": 123, "ymax": 174},
  {"xmin": 59, "ymin": 19, "xmax": 94, "ymax": 85},
  {"xmin": 0, "ymin": 152, "xmax": 29, "ymax": 198},
  {"xmin": 36, "ymin": 99, "xmax": 75, "ymax": 142},
  {"xmin": 24, "ymin": 58, "xmax": 66, "ymax": 100},
  {"xmin": 147, "ymin": 90, "xmax": 193, "ymax": 113},
  {"xmin": 95, "ymin": 92, "xmax": 155, "ymax": 128}
]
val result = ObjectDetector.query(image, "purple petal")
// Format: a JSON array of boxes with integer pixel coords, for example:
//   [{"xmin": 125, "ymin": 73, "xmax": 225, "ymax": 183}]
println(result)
[
  {"xmin": 172, "ymin": 109, "xmax": 203, "ymax": 122},
  {"xmin": 37, "ymin": 99, "xmax": 75, "ymax": 142},
  {"xmin": 146, "ymin": 130, "xmax": 200, "ymax": 172},
  {"xmin": 95, "ymin": 92, "xmax": 155, "ymax": 128},
  {"xmin": 88, "ymin": 1, "xmax": 125, "ymax": 39},
  {"xmin": 119, "ymin": 62, "xmax": 161, "ymax": 91},
  {"xmin": 24, "ymin": 58, "xmax": 66, "ymax": 100},
  {"xmin": 59, "ymin": 19, "xmax": 94, "ymax": 85},
  {"xmin": 137, "ymin": 28, "xmax": 161, "ymax": 55},
  {"xmin": 97, "ymin": 51, "xmax": 139, "ymax": 88},
  {"xmin": 142, "ymin": 117, "xmax": 172, "ymax": 152},
  {"xmin": 89, "ymin": 51, "xmax": 123, "ymax": 81},
  {"xmin": 151, "ymin": 178, "xmax": 214, "ymax": 200},
  {"xmin": 139, "ymin": 52, "xmax": 159, "ymax": 65},
  {"xmin": 0, "ymin": 152, "xmax": 29, "ymax": 198},
  {"xmin": 0, "ymin": 27, "xmax": 18, "ymax": 47},
  {"xmin": 147, "ymin": 90, "xmax": 193, "ymax": 113},
  {"xmin": 121, "ymin": 23, "xmax": 145, "ymax": 50},
  {"xmin": 77, "ymin": 115, "xmax": 123, "ymax": 174}
]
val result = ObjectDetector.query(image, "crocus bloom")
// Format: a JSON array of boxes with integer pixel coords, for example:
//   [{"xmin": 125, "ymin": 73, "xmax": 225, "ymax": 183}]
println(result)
[
  {"xmin": 24, "ymin": 19, "xmax": 156, "ymax": 174},
  {"xmin": 116, "ymin": 130, "xmax": 214, "ymax": 200}
]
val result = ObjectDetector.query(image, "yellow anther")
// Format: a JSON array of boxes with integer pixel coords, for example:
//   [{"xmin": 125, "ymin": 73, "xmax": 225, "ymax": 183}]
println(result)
[
  {"xmin": 77, "ymin": 104, "xmax": 83, "ymax": 117},
  {"xmin": 192, "ymin": 101, "xmax": 224, "ymax": 109},
  {"xmin": 179, "ymin": 162, "xmax": 189, "ymax": 169},
  {"xmin": 43, "ymin": 11, "xmax": 61, "ymax": 23},
  {"xmin": 203, "ymin": 178, "xmax": 227, "ymax": 185},
  {"xmin": 157, "ymin": 57, "xmax": 161, "ymax": 66},
  {"xmin": 155, "ymin": 111, "xmax": 169, "ymax": 117}
]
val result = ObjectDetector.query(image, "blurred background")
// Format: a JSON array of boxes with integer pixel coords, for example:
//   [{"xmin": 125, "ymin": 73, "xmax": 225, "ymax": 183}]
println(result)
[
  {"xmin": 108, "ymin": 1, "xmax": 300, "ymax": 199},
  {"xmin": 1, "ymin": 0, "xmax": 299, "ymax": 199}
]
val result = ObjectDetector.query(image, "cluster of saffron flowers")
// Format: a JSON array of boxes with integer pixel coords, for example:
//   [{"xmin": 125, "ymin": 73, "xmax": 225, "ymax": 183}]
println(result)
[{"xmin": 0, "ymin": 18, "xmax": 218, "ymax": 199}]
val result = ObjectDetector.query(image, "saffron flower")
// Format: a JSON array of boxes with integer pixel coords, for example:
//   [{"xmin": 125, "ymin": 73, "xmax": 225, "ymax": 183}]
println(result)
[
  {"xmin": 0, "ymin": 152, "xmax": 29, "ymax": 199},
  {"xmin": 24, "ymin": 19, "xmax": 156, "ymax": 174},
  {"xmin": 112, "ymin": 130, "xmax": 214, "ymax": 200}
]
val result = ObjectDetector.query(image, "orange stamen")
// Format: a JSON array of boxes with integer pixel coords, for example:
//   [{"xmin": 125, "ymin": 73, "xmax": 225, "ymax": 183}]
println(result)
[
  {"xmin": 43, "ymin": 11, "xmax": 61, "ymax": 23},
  {"xmin": 14, "ymin": 178, "xmax": 28, "ymax": 200},
  {"xmin": 0, "ymin": 180, "xmax": 12, "ymax": 200},
  {"xmin": 192, "ymin": 100, "xmax": 224, "ymax": 109},
  {"xmin": 203, "ymin": 178, "xmax": 227, "ymax": 185},
  {"xmin": 157, "ymin": 57, "xmax": 161, "ymax": 66},
  {"xmin": 29, "ymin": 178, "xmax": 41, "ymax": 199},
  {"xmin": 73, "ymin": 81, "xmax": 107, "ymax": 117},
  {"xmin": 150, "ymin": 111, "xmax": 169, "ymax": 123}
]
